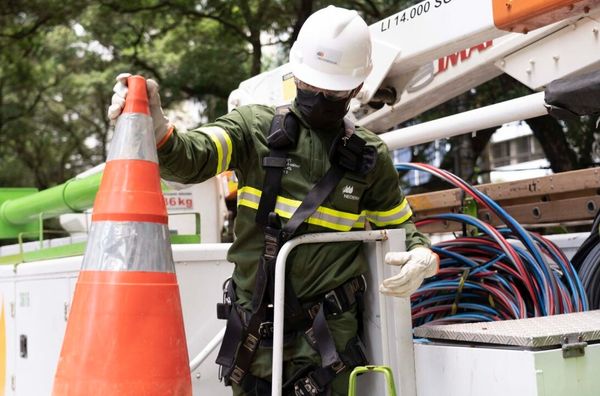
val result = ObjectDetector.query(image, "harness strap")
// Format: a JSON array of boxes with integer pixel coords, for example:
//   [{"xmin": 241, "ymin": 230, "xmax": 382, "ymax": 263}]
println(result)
[
  {"xmin": 255, "ymin": 150, "xmax": 287, "ymax": 228},
  {"xmin": 276, "ymin": 161, "xmax": 348, "ymax": 330},
  {"xmin": 228, "ymin": 256, "xmax": 271, "ymax": 385},
  {"xmin": 305, "ymin": 275, "xmax": 366, "ymax": 318},
  {"xmin": 280, "ymin": 164, "xmax": 345, "ymax": 241},
  {"xmin": 237, "ymin": 335, "xmax": 368, "ymax": 396},
  {"xmin": 218, "ymin": 113, "xmax": 364, "ymax": 388},
  {"xmin": 291, "ymin": 336, "xmax": 367, "ymax": 396},
  {"xmin": 312, "ymin": 305, "xmax": 342, "ymax": 368},
  {"xmin": 255, "ymin": 106, "xmax": 298, "ymax": 227},
  {"xmin": 215, "ymin": 302, "xmax": 243, "ymax": 373}
]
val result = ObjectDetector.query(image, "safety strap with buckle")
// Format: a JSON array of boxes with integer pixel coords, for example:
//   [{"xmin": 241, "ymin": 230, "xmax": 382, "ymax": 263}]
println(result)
[
  {"xmin": 231, "ymin": 275, "xmax": 365, "ymax": 329},
  {"xmin": 304, "ymin": 275, "xmax": 367, "ymax": 319},
  {"xmin": 235, "ymin": 335, "xmax": 367, "ymax": 396},
  {"xmin": 286, "ymin": 336, "xmax": 368, "ymax": 396}
]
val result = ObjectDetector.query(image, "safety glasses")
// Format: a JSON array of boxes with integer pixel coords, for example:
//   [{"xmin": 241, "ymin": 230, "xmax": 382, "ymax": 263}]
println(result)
[{"xmin": 295, "ymin": 79, "xmax": 354, "ymax": 101}]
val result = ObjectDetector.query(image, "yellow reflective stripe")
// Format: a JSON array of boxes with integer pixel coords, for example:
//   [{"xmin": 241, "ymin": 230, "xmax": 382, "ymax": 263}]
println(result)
[
  {"xmin": 237, "ymin": 187, "xmax": 260, "ymax": 210},
  {"xmin": 277, "ymin": 195, "xmax": 362, "ymax": 224},
  {"xmin": 240, "ymin": 186, "xmax": 262, "ymax": 198},
  {"xmin": 198, "ymin": 126, "xmax": 232, "ymax": 174},
  {"xmin": 317, "ymin": 204, "xmax": 359, "ymax": 221},
  {"xmin": 238, "ymin": 198, "xmax": 259, "ymax": 210},
  {"xmin": 305, "ymin": 215, "xmax": 353, "ymax": 231},
  {"xmin": 276, "ymin": 195, "xmax": 300, "ymax": 208},
  {"xmin": 237, "ymin": 187, "xmax": 365, "ymax": 231},
  {"xmin": 366, "ymin": 199, "xmax": 413, "ymax": 226},
  {"xmin": 353, "ymin": 213, "xmax": 367, "ymax": 229},
  {"xmin": 370, "ymin": 199, "xmax": 408, "ymax": 217}
]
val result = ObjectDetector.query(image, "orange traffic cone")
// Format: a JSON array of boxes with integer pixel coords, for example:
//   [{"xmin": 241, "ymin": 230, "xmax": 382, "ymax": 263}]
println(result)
[{"xmin": 53, "ymin": 76, "xmax": 192, "ymax": 395}]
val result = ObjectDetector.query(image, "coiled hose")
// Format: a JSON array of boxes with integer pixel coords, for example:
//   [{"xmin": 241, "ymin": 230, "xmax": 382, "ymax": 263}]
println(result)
[{"xmin": 396, "ymin": 163, "xmax": 588, "ymax": 326}]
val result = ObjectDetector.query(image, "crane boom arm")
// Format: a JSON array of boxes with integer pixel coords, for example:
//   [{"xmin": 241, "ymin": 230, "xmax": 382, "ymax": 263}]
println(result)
[{"xmin": 228, "ymin": 0, "xmax": 600, "ymax": 133}]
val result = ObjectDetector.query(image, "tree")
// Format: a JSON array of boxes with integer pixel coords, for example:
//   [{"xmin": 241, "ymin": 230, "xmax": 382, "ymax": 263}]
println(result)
[
  {"xmin": 0, "ymin": 0, "xmax": 596, "ymax": 194},
  {"xmin": 0, "ymin": 1, "xmax": 109, "ymax": 188}
]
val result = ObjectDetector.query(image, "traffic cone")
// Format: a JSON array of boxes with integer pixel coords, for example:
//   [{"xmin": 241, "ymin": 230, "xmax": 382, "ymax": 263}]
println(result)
[{"xmin": 53, "ymin": 76, "xmax": 192, "ymax": 395}]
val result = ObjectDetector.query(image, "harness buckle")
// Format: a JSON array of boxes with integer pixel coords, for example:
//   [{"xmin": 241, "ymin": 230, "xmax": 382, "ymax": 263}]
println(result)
[
  {"xmin": 359, "ymin": 274, "xmax": 367, "ymax": 293},
  {"xmin": 263, "ymin": 212, "xmax": 282, "ymax": 259},
  {"xmin": 304, "ymin": 328, "xmax": 317, "ymax": 348},
  {"xmin": 242, "ymin": 334, "xmax": 259, "ymax": 352},
  {"xmin": 324, "ymin": 289, "xmax": 344, "ymax": 316},
  {"xmin": 307, "ymin": 303, "xmax": 321, "ymax": 320},
  {"xmin": 294, "ymin": 374, "xmax": 323, "ymax": 396},
  {"xmin": 230, "ymin": 365, "xmax": 245, "ymax": 384},
  {"xmin": 331, "ymin": 360, "xmax": 346, "ymax": 374},
  {"xmin": 264, "ymin": 231, "xmax": 279, "ymax": 259},
  {"xmin": 258, "ymin": 321, "xmax": 274, "ymax": 338}
]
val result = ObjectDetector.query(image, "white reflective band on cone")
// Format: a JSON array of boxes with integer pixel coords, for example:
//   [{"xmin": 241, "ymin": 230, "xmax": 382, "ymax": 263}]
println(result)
[
  {"xmin": 82, "ymin": 221, "xmax": 174, "ymax": 272},
  {"xmin": 107, "ymin": 114, "xmax": 158, "ymax": 163}
]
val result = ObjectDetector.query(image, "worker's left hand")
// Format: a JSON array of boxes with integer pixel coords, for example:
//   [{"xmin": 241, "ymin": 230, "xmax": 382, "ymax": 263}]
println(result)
[{"xmin": 379, "ymin": 247, "xmax": 439, "ymax": 298}]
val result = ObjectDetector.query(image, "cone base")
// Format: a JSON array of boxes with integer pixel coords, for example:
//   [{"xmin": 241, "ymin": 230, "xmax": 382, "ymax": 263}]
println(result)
[{"xmin": 53, "ymin": 271, "xmax": 192, "ymax": 396}]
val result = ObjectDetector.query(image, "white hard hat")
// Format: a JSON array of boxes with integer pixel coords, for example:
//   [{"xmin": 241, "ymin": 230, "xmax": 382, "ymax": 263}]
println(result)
[{"xmin": 289, "ymin": 6, "xmax": 373, "ymax": 91}]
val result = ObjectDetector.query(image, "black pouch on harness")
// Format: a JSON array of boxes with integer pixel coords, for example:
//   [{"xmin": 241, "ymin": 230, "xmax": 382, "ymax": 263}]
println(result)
[
  {"xmin": 267, "ymin": 110, "xmax": 300, "ymax": 149},
  {"xmin": 329, "ymin": 120, "xmax": 377, "ymax": 175}
]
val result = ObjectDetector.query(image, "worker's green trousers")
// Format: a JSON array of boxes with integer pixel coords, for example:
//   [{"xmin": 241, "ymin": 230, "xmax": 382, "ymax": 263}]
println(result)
[{"xmin": 231, "ymin": 306, "xmax": 359, "ymax": 396}]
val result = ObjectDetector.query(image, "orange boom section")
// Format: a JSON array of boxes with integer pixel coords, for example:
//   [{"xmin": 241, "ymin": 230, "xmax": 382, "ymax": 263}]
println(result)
[
  {"xmin": 53, "ymin": 272, "xmax": 191, "ymax": 395},
  {"xmin": 492, "ymin": 0, "xmax": 600, "ymax": 33}
]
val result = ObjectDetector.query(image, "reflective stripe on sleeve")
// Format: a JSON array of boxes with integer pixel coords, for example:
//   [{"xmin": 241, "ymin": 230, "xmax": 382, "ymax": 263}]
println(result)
[
  {"xmin": 237, "ymin": 187, "xmax": 365, "ymax": 232},
  {"xmin": 198, "ymin": 126, "xmax": 232, "ymax": 174},
  {"xmin": 365, "ymin": 199, "xmax": 413, "ymax": 226}
]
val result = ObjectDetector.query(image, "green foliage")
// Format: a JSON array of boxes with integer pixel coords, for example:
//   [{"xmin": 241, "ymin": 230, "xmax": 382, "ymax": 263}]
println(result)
[
  {"xmin": 0, "ymin": 0, "xmax": 595, "ymax": 193},
  {"xmin": 0, "ymin": 0, "xmax": 260, "ymax": 188},
  {"xmin": 1, "ymin": 4, "xmax": 110, "ymax": 188}
]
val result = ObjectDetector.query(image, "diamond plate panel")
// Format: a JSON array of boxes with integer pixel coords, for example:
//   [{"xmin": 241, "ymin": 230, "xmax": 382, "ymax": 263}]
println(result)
[{"xmin": 414, "ymin": 310, "xmax": 600, "ymax": 348}]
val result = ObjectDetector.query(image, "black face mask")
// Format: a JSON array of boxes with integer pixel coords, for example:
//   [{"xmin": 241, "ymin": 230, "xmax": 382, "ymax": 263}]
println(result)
[{"xmin": 295, "ymin": 89, "xmax": 351, "ymax": 131}]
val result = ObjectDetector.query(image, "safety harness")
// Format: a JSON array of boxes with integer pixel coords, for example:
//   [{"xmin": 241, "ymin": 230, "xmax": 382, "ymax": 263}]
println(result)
[{"xmin": 216, "ymin": 107, "xmax": 375, "ymax": 395}]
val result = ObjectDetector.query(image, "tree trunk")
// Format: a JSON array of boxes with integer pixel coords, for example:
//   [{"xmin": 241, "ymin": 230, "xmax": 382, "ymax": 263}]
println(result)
[
  {"xmin": 454, "ymin": 135, "xmax": 475, "ymax": 181},
  {"xmin": 250, "ymin": 37, "xmax": 262, "ymax": 76},
  {"xmin": 526, "ymin": 115, "xmax": 578, "ymax": 172},
  {"xmin": 289, "ymin": 0, "xmax": 313, "ymax": 46}
]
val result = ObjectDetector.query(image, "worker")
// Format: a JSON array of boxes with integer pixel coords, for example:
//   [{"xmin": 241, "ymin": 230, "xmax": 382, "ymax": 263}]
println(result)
[{"xmin": 108, "ymin": 5, "xmax": 438, "ymax": 395}]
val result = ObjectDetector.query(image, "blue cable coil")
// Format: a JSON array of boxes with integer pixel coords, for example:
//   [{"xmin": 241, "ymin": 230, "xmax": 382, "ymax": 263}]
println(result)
[{"xmin": 396, "ymin": 163, "xmax": 588, "ymax": 326}]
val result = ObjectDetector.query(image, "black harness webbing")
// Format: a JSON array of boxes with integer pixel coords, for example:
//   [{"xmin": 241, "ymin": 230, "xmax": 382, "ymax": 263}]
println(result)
[
  {"xmin": 216, "ymin": 111, "xmax": 368, "ymax": 393},
  {"xmin": 215, "ymin": 280, "xmax": 243, "ymax": 372},
  {"xmin": 255, "ymin": 107, "xmax": 297, "ymax": 227},
  {"xmin": 280, "ymin": 164, "xmax": 344, "ymax": 240}
]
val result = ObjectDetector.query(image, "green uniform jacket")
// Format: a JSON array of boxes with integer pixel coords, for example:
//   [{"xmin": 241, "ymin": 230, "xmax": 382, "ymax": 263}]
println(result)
[{"xmin": 157, "ymin": 103, "xmax": 430, "ymax": 308}]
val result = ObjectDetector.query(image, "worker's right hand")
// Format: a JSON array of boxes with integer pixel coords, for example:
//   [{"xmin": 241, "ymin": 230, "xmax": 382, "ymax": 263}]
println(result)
[
  {"xmin": 379, "ymin": 247, "xmax": 439, "ymax": 298},
  {"xmin": 107, "ymin": 73, "xmax": 171, "ymax": 144}
]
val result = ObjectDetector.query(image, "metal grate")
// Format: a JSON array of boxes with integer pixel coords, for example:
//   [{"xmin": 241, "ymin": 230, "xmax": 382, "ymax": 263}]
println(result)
[{"xmin": 414, "ymin": 310, "xmax": 600, "ymax": 348}]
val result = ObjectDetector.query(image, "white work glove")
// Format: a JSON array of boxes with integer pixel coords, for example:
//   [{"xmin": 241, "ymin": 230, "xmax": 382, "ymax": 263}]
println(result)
[
  {"xmin": 107, "ymin": 72, "xmax": 171, "ymax": 144},
  {"xmin": 379, "ymin": 247, "xmax": 439, "ymax": 298}
]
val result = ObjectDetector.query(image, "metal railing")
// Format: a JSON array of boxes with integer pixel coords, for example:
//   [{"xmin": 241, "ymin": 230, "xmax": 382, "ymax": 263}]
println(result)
[{"xmin": 186, "ymin": 229, "xmax": 408, "ymax": 396}]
